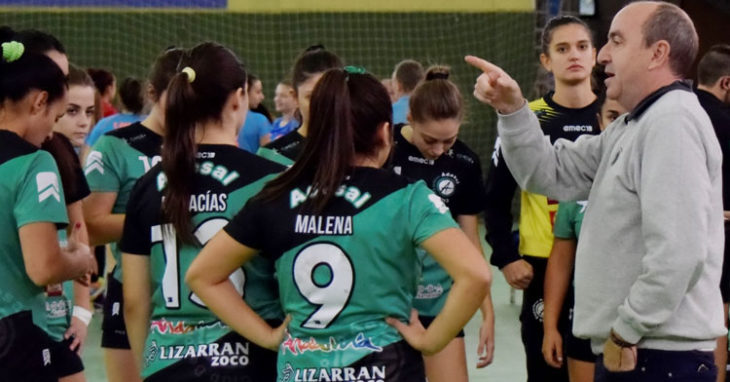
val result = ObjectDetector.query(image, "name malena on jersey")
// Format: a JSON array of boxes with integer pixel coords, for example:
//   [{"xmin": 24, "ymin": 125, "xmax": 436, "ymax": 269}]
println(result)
[
  {"xmin": 295, "ymin": 215, "xmax": 353, "ymax": 236},
  {"xmin": 281, "ymin": 363, "xmax": 386, "ymax": 382},
  {"xmin": 146, "ymin": 340, "xmax": 250, "ymax": 367}
]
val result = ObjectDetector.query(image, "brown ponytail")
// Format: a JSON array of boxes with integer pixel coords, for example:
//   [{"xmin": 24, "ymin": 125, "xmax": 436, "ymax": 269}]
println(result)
[
  {"xmin": 161, "ymin": 42, "xmax": 247, "ymax": 244},
  {"xmin": 256, "ymin": 68, "xmax": 391, "ymax": 213}
]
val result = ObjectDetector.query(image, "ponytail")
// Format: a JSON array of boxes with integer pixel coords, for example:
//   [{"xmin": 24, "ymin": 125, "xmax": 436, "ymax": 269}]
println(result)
[
  {"xmin": 162, "ymin": 69, "xmax": 198, "ymax": 244},
  {"xmin": 160, "ymin": 43, "xmax": 247, "ymax": 245},
  {"xmin": 257, "ymin": 67, "xmax": 391, "ymax": 213}
]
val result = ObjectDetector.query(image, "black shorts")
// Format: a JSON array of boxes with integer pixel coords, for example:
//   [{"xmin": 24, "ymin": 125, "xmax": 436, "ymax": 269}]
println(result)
[
  {"xmin": 101, "ymin": 274, "xmax": 130, "ymax": 349},
  {"xmin": 0, "ymin": 311, "xmax": 57, "ymax": 382},
  {"xmin": 348, "ymin": 340, "xmax": 425, "ymax": 382},
  {"xmin": 51, "ymin": 337, "xmax": 84, "ymax": 377},
  {"xmin": 564, "ymin": 289, "xmax": 596, "ymax": 363},
  {"xmin": 419, "ymin": 315, "xmax": 465, "ymax": 338},
  {"xmin": 145, "ymin": 331, "xmax": 277, "ymax": 382}
]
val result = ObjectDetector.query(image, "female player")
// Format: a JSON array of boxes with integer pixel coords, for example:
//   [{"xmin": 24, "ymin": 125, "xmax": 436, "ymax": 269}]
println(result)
[
  {"xmin": 238, "ymin": 74, "xmax": 272, "ymax": 153},
  {"xmin": 483, "ymin": 15, "xmax": 601, "ymax": 382},
  {"xmin": 390, "ymin": 66, "xmax": 495, "ymax": 380},
  {"xmin": 187, "ymin": 67, "xmax": 491, "ymax": 381},
  {"xmin": 120, "ymin": 42, "xmax": 284, "ymax": 381},
  {"xmin": 270, "ymin": 80, "xmax": 299, "ymax": 140},
  {"xmin": 87, "ymin": 68, "xmax": 117, "ymax": 117},
  {"xmin": 86, "ymin": 76, "xmax": 146, "ymax": 147},
  {"xmin": 83, "ymin": 47, "xmax": 184, "ymax": 382},
  {"xmin": 42, "ymin": 64, "xmax": 98, "ymax": 382},
  {"xmin": 0, "ymin": 40, "xmax": 95, "ymax": 381},
  {"xmin": 542, "ymin": 97, "xmax": 626, "ymax": 382},
  {"xmin": 256, "ymin": 45, "xmax": 342, "ymax": 165}
]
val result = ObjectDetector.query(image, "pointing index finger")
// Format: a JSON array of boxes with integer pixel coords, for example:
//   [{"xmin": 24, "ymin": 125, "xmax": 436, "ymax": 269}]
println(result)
[{"xmin": 464, "ymin": 55, "xmax": 503, "ymax": 75}]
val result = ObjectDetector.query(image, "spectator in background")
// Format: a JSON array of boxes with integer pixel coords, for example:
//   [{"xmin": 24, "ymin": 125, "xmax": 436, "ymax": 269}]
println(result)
[
  {"xmin": 88, "ymin": 68, "xmax": 118, "ymax": 117},
  {"xmin": 238, "ymin": 74, "xmax": 272, "ymax": 153},
  {"xmin": 85, "ymin": 77, "xmax": 146, "ymax": 147},
  {"xmin": 382, "ymin": 77, "xmax": 398, "ymax": 102},
  {"xmin": 270, "ymin": 80, "xmax": 300, "ymax": 140},
  {"xmin": 695, "ymin": 44, "xmax": 730, "ymax": 382},
  {"xmin": 392, "ymin": 59, "xmax": 424, "ymax": 124}
]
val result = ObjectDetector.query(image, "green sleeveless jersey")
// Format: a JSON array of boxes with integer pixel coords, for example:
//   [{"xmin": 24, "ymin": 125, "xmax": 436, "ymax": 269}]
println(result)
[
  {"xmin": 119, "ymin": 144, "xmax": 285, "ymax": 378},
  {"xmin": 84, "ymin": 122, "xmax": 162, "ymax": 282},
  {"xmin": 224, "ymin": 167, "xmax": 459, "ymax": 377},
  {"xmin": 0, "ymin": 131, "xmax": 68, "ymax": 330}
]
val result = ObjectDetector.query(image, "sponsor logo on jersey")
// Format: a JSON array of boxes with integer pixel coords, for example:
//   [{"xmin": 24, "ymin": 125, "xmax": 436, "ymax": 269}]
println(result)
[
  {"xmin": 290, "ymin": 185, "xmax": 371, "ymax": 210},
  {"xmin": 281, "ymin": 332, "xmax": 382, "ymax": 356},
  {"xmin": 280, "ymin": 362, "xmax": 386, "ymax": 382},
  {"xmin": 149, "ymin": 339, "xmax": 250, "ymax": 367},
  {"xmin": 294, "ymin": 215, "xmax": 353, "ymax": 236},
  {"xmin": 432, "ymin": 172, "xmax": 459, "ymax": 198},
  {"xmin": 84, "ymin": 151, "xmax": 104, "ymax": 175},
  {"xmin": 393, "ymin": 166, "xmax": 402, "ymax": 175},
  {"xmin": 428, "ymin": 194, "xmax": 449, "ymax": 214},
  {"xmin": 416, "ymin": 283, "xmax": 444, "ymax": 300},
  {"xmin": 407, "ymin": 155, "xmax": 434, "ymax": 165},
  {"xmin": 149, "ymin": 319, "xmax": 228, "ymax": 335},
  {"xmin": 36, "ymin": 172, "xmax": 60, "ymax": 203},
  {"xmin": 563, "ymin": 124, "xmax": 593, "ymax": 132},
  {"xmin": 196, "ymin": 151, "xmax": 216, "ymax": 159}
]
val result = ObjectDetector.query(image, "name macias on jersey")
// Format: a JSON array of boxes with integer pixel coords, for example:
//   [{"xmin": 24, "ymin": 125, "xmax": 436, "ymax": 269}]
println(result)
[
  {"xmin": 290, "ymin": 185, "xmax": 370, "ymax": 236},
  {"xmin": 155, "ymin": 157, "xmax": 240, "ymax": 213}
]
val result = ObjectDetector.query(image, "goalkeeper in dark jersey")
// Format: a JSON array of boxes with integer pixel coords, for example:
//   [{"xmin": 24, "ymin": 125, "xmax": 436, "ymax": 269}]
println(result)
[
  {"xmin": 0, "ymin": 40, "xmax": 95, "ymax": 381},
  {"xmin": 257, "ymin": 45, "xmax": 342, "ymax": 165},
  {"xmin": 120, "ymin": 42, "xmax": 284, "ymax": 381},
  {"xmin": 389, "ymin": 65, "xmax": 495, "ymax": 381},
  {"xmin": 483, "ymin": 16, "xmax": 601, "ymax": 382},
  {"xmin": 83, "ymin": 47, "xmax": 184, "ymax": 382},
  {"xmin": 187, "ymin": 67, "xmax": 491, "ymax": 382}
]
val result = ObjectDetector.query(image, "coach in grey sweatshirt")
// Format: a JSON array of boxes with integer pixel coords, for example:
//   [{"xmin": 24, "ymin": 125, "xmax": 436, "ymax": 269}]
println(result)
[{"xmin": 468, "ymin": 2, "xmax": 725, "ymax": 381}]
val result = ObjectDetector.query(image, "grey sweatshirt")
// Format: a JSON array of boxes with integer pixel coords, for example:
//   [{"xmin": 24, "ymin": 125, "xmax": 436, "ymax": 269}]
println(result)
[{"xmin": 497, "ymin": 84, "xmax": 726, "ymax": 353}]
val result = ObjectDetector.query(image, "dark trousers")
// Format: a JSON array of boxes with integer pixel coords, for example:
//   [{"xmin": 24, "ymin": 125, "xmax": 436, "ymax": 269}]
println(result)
[
  {"xmin": 520, "ymin": 256, "xmax": 569, "ymax": 382},
  {"xmin": 595, "ymin": 349, "xmax": 716, "ymax": 382}
]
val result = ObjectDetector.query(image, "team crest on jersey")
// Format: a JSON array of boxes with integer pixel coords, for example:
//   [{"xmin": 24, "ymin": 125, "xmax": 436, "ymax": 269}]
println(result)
[
  {"xmin": 432, "ymin": 172, "xmax": 458, "ymax": 198},
  {"xmin": 84, "ymin": 151, "xmax": 104, "ymax": 175},
  {"xmin": 36, "ymin": 172, "xmax": 60, "ymax": 203}
]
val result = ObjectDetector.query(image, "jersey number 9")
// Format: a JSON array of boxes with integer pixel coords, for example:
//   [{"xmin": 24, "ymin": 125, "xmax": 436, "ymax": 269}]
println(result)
[{"xmin": 293, "ymin": 242, "xmax": 355, "ymax": 329}]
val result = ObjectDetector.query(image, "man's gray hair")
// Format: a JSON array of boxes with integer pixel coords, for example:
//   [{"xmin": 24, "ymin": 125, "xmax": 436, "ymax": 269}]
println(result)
[{"xmin": 641, "ymin": 2, "xmax": 698, "ymax": 77}]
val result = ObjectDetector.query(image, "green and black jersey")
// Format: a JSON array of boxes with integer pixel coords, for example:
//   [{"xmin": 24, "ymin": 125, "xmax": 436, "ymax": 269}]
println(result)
[
  {"xmin": 119, "ymin": 144, "xmax": 285, "ymax": 379},
  {"xmin": 84, "ymin": 122, "xmax": 162, "ymax": 281},
  {"xmin": 390, "ymin": 124, "xmax": 487, "ymax": 316},
  {"xmin": 0, "ymin": 130, "xmax": 68, "ymax": 331},
  {"xmin": 485, "ymin": 92, "xmax": 600, "ymax": 267},
  {"xmin": 256, "ymin": 129, "xmax": 305, "ymax": 166},
  {"xmin": 42, "ymin": 133, "xmax": 92, "ymax": 341},
  {"xmin": 224, "ymin": 167, "xmax": 459, "ymax": 377}
]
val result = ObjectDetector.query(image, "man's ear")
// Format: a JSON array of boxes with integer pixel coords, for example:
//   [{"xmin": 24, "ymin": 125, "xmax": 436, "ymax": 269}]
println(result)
[{"xmin": 648, "ymin": 40, "xmax": 670, "ymax": 71}]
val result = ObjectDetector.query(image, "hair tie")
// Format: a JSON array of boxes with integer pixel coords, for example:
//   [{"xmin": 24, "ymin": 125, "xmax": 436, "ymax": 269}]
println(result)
[
  {"xmin": 426, "ymin": 72, "xmax": 449, "ymax": 81},
  {"xmin": 181, "ymin": 67, "xmax": 196, "ymax": 83},
  {"xmin": 1, "ymin": 41, "xmax": 25, "ymax": 63},
  {"xmin": 344, "ymin": 66, "xmax": 366, "ymax": 75}
]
